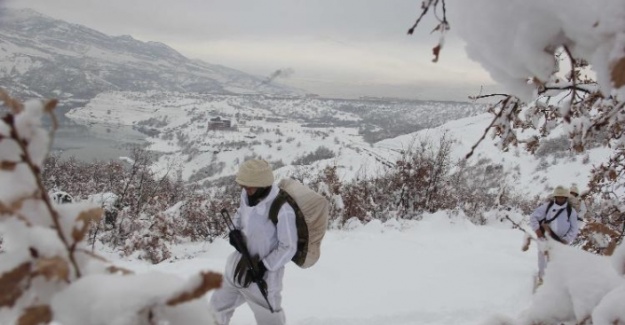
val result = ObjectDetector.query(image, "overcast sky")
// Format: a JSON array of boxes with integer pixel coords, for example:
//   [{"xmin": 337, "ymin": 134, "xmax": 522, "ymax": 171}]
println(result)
[{"xmin": 5, "ymin": 0, "xmax": 499, "ymax": 101}]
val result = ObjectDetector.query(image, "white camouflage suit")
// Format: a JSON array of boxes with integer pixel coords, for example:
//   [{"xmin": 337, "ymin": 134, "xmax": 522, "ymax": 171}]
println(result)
[
  {"xmin": 529, "ymin": 200, "xmax": 580, "ymax": 278},
  {"xmin": 209, "ymin": 185, "xmax": 297, "ymax": 325}
]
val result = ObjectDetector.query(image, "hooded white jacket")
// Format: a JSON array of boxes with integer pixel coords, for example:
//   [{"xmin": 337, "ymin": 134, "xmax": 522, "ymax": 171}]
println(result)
[
  {"xmin": 232, "ymin": 184, "xmax": 298, "ymax": 271},
  {"xmin": 530, "ymin": 200, "xmax": 579, "ymax": 244}
]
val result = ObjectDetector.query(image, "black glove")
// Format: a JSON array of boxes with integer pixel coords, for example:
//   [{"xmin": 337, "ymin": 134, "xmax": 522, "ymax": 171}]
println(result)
[
  {"xmin": 253, "ymin": 258, "xmax": 268, "ymax": 282},
  {"xmin": 228, "ymin": 229, "xmax": 246, "ymax": 253},
  {"xmin": 233, "ymin": 255, "xmax": 267, "ymax": 288}
]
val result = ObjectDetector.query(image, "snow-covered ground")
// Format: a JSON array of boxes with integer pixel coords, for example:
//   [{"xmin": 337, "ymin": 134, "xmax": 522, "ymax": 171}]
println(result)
[{"xmin": 103, "ymin": 212, "xmax": 537, "ymax": 325}]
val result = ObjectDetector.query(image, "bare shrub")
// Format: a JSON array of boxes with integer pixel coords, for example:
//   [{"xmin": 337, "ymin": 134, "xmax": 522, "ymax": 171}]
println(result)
[
  {"xmin": 292, "ymin": 146, "xmax": 335, "ymax": 165},
  {"xmin": 41, "ymin": 147, "xmax": 217, "ymax": 261},
  {"xmin": 188, "ymin": 162, "xmax": 226, "ymax": 182},
  {"xmin": 309, "ymin": 134, "xmax": 528, "ymax": 227},
  {"xmin": 534, "ymin": 135, "xmax": 569, "ymax": 157}
]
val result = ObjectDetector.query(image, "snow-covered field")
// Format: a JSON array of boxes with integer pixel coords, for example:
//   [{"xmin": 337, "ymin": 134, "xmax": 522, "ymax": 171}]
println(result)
[{"xmin": 103, "ymin": 213, "xmax": 536, "ymax": 325}]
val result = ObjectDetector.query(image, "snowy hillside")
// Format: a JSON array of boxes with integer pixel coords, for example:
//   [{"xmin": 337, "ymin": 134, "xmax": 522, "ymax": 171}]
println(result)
[
  {"xmin": 0, "ymin": 8, "xmax": 297, "ymax": 106},
  {"xmin": 66, "ymin": 91, "xmax": 483, "ymax": 184},
  {"xmin": 375, "ymin": 114, "xmax": 612, "ymax": 198},
  {"xmin": 104, "ymin": 209, "xmax": 625, "ymax": 325},
  {"xmin": 107, "ymin": 213, "xmax": 537, "ymax": 325},
  {"xmin": 2, "ymin": 89, "xmax": 621, "ymax": 325}
]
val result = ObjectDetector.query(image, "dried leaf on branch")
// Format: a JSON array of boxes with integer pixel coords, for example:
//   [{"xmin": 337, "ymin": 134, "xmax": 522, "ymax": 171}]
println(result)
[
  {"xmin": 0, "ymin": 262, "xmax": 31, "ymax": 307},
  {"xmin": 17, "ymin": 305, "xmax": 52, "ymax": 325},
  {"xmin": 72, "ymin": 207, "xmax": 103, "ymax": 243},
  {"xmin": 166, "ymin": 272, "xmax": 222, "ymax": 306},
  {"xmin": 611, "ymin": 57, "xmax": 625, "ymax": 88},
  {"xmin": 34, "ymin": 256, "xmax": 70, "ymax": 282}
]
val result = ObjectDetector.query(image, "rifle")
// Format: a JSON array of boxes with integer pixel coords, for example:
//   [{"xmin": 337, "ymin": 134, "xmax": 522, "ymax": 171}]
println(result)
[{"xmin": 220, "ymin": 208, "xmax": 275, "ymax": 313}]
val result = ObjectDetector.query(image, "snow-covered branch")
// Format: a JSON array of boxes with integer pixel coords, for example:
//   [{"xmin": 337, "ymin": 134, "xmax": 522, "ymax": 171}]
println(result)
[
  {"xmin": 407, "ymin": 0, "xmax": 449, "ymax": 62},
  {"xmin": 0, "ymin": 90, "xmax": 220, "ymax": 324}
]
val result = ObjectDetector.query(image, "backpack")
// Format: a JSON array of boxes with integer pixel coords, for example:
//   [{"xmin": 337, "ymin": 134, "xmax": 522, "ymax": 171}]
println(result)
[{"xmin": 268, "ymin": 178, "xmax": 329, "ymax": 268}]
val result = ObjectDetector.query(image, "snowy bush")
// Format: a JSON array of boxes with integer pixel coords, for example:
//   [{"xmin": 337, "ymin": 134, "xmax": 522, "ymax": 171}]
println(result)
[
  {"xmin": 0, "ymin": 90, "xmax": 219, "ymax": 324},
  {"xmin": 178, "ymin": 194, "xmax": 236, "ymax": 242},
  {"xmin": 188, "ymin": 161, "xmax": 226, "ymax": 182},
  {"xmin": 292, "ymin": 145, "xmax": 335, "ymax": 166},
  {"xmin": 483, "ymin": 239, "xmax": 625, "ymax": 324},
  {"xmin": 41, "ymin": 148, "xmax": 227, "ymax": 260},
  {"xmin": 122, "ymin": 211, "xmax": 174, "ymax": 263},
  {"xmin": 313, "ymin": 165, "xmax": 343, "ymax": 221},
  {"xmin": 574, "ymin": 198, "xmax": 625, "ymax": 256},
  {"xmin": 534, "ymin": 135, "xmax": 570, "ymax": 158},
  {"xmin": 308, "ymin": 135, "xmax": 527, "ymax": 226}
]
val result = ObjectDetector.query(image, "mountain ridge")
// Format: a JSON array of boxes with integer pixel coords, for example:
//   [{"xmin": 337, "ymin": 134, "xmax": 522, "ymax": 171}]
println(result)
[{"xmin": 0, "ymin": 8, "xmax": 299, "ymax": 109}]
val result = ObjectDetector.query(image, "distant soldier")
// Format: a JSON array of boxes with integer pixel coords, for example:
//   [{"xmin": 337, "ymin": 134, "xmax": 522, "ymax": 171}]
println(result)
[
  {"xmin": 50, "ymin": 191, "xmax": 73, "ymax": 204},
  {"xmin": 529, "ymin": 185, "xmax": 580, "ymax": 284},
  {"xmin": 568, "ymin": 183, "xmax": 588, "ymax": 221}
]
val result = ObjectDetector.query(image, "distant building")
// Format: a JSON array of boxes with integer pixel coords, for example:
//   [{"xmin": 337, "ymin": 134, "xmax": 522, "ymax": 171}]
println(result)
[{"xmin": 208, "ymin": 116, "xmax": 232, "ymax": 130}]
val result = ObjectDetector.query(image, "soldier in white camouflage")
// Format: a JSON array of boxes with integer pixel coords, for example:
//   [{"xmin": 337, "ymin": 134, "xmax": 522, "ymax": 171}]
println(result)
[{"xmin": 568, "ymin": 183, "xmax": 588, "ymax": 221}]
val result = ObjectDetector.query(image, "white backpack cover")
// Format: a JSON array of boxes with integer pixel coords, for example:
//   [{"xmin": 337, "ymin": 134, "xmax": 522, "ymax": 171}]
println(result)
[{"xmin": 269, "ymin": 178, "xmax": 329, "ymax": 268}]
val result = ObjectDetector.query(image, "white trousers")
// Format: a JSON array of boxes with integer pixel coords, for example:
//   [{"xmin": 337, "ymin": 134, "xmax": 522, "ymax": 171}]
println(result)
[
  {"xmin": 537, "ymin": 239, "xmax": 568, "ymax": 279},
  {"xmin": 537, "ymin": 248, "xmax": 547, "ymax": 279},
  {"xmin": 209, "ymin": 254, "xmax": 286, "ymax": 325}
]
